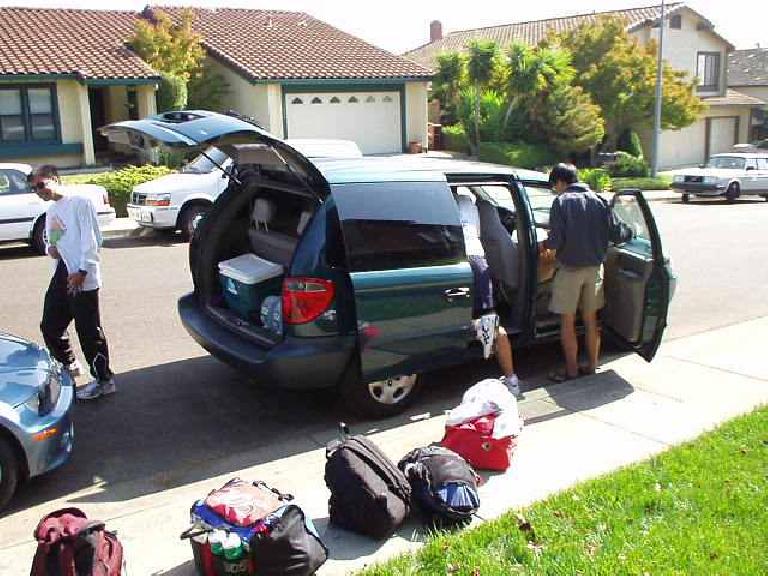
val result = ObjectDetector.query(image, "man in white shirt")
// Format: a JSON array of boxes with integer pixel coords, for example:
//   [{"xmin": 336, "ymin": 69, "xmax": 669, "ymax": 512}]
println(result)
[{"xmin": 32, "ymin": 165, "xmax": 115, "ymax": 400}]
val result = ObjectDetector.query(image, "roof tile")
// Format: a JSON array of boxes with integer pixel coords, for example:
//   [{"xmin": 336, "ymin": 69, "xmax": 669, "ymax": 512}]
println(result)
[{"xmin": 728, "ymin": 49, "xmax": 768, "ymax": 87}]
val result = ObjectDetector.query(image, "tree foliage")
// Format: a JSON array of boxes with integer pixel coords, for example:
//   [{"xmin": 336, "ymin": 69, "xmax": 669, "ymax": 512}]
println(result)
[
  {"xmin": 432, "ymin": 52, "xmax": 467, "ymax": 122},
  {"xmin": 466, "ymin": 40, "xmax": 501, "ymax": 151},
  {"xmin": 187, "ymin": 64, "xmax": 232, "ymax": 111},
  {"xmin": 132, "ymin": 8, "xmax": 205, "ymax": 82},
  {"xmin": 556, "ymin": 16, "xmax": 704, "ymax": 146}
]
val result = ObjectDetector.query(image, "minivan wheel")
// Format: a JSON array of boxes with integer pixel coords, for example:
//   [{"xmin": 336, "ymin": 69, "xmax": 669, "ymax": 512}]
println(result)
[
  {"xmin": 725, "ymin": 183, "xmax": 740, "ymax": 203},
  {"xmin": 340, "ymin": 367, "xmax": 420, "ymax": 419},
  {"xmin": 179, "ymin": 203, "xmax": 210, "ymax": 242},
  {"xmin": 681, "ymin": 193, "xmax": 690, "ymax": 203},
  {"xmin": 0, "ymin": 437, "xmax": 20, "ymax": 512}
]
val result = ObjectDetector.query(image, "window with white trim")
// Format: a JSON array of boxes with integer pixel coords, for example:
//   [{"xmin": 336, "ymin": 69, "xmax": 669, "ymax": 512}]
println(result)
[
  {"xmin": 0, "ymin": 85, "xmax": 57, "ymax": 144},
  {"xmin": 696, "ymin": 52, "xmax": 721, "ymax": 92}
]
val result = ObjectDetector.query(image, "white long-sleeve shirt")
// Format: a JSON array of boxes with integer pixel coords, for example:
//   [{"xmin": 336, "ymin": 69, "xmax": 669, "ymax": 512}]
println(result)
[{"xmin": 45, "ymin": 194, "xmax": 103, "ymax": 291}]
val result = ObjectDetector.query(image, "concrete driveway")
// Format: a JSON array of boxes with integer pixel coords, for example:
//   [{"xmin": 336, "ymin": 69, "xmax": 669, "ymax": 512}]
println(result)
[{"xmin": 0, "ymin": 197, "xmax": 767, "ymax": 574}]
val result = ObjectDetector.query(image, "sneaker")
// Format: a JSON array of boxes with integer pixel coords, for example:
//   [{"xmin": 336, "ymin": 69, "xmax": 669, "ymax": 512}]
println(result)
[
  {"xmin": 76, "ymin": 378, "xmax": 116, "ymax": 401},
  {"xmin": 503, "ymin": 374, "xmax": 522, "ymax": 398},
  {"xmin": 65, "ymin": 360, "xmax": 83, "ymax": 378}
]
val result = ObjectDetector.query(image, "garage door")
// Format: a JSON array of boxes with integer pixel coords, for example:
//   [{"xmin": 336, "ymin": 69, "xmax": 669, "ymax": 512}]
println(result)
[
  {"xmin": 285, "ymin": 92, "xmax": 402, "ymax": 155},
  {"xmin": 708, "ymin": 117, "xmax": 738, "ymax": 157}
]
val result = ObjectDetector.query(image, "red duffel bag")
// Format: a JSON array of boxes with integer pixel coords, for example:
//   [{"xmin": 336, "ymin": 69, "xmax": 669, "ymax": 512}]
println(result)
[{"xmin": 441, "ymin": 413, "xmax": 517, "ymax": 471}]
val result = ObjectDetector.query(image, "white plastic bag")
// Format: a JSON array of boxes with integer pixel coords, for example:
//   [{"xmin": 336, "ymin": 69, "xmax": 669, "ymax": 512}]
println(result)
[
  {"xmin": 446, "ymin": 378, "xmax": 523, "ymax": 438},
  {"xmin": 472, "ymin": 313, "xmax": 499, "ymax": 359}
]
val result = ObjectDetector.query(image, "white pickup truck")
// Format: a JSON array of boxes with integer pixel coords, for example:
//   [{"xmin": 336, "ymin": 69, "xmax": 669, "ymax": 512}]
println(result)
[
  {"xmin": 127, "ymin": 140, "xmax": 363, "ymax": 240},
  {"xmin": 0, "ymin": 163, "xmax": 116, "ymax": 254}
]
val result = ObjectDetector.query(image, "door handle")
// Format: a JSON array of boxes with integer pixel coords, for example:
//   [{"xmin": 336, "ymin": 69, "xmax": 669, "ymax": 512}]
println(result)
[{"xmin": 444, "ymin": 287, "xmax": 471, "ymax": 302}]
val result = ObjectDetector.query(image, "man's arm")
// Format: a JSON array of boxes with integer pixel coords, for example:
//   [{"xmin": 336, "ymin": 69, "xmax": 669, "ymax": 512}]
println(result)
[
  {"xmin": 544, "ymin": 198, "xmax": 564, "ymax": 252},
  {"xmin": 76, "ymin": 198, "xmax": 101, "ymax": 277}
]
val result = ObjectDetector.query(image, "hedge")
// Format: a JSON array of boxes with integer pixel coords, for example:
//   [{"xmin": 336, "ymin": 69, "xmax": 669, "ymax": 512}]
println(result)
[
  {"xmin": 478, "ymin": 141, "xmax": 555, "ymax": 170},
  {"xmin": 611, "ymin": 176, "xmax": 672, "ymax": 190},
  {"xmin": 441, "ymin": 124, "xmax": 470, "ymax": 153},
  {"xmin": 71, "ymin": 165, "xmax": 175, "ymax": 217}
]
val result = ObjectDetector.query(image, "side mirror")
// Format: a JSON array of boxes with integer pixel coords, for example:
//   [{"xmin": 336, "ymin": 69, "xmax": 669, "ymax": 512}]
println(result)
[{"xmin": 746, "ymin": 165, "xmax": 756, "ymax": 171}]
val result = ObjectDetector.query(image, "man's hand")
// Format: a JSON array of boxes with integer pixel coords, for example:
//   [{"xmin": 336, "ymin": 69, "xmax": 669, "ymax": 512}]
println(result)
[
  {"xmin": 48, "ymin": 246, "xmax": 60, "ymax": 260},
  {"xmin": 67, "ymin": 272, "xmax": 86, "ymax": 294}
]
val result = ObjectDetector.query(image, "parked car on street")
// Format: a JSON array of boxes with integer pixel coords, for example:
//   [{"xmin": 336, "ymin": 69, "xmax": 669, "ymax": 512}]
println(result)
[
  {"xmin": 103, "ymin": 111, "xmax": 675, "ymax": 417},
  {"xmin": 0, "ymin": 331, "xmax": 74, "ymax": 510},
  {"xmin": 670, "ymin": 152, "xmax": 768, "ymax": 203},
  {"xmin": 0, "ymin": 163, "xmax": 116, "ymax": 254},
  {"xmin": 127, "ymin": 117, "xmax": 362, "ymax": 241}
]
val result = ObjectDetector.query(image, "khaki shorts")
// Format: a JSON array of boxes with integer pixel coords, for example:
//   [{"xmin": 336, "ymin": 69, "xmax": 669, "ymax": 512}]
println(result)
[{"xmin": 550, "ymin": 265, "xmax": 604, "ymax": 315}]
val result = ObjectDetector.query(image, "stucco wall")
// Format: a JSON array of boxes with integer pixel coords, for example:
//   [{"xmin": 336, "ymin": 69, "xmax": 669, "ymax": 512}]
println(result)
[
  {"xmin": 56, "ymin": 80, "xmax": 85, "ymax": 144},
  {"xmin": 204, "ymin": 57, "xmax": 270, "ymax": 128},
  {"xmin": 405, "ymin": 81, "xmax": 429, "ymax": 149}
]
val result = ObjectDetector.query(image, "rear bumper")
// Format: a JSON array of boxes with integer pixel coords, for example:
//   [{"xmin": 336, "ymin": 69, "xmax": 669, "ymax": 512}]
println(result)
[
  {"xmin": 670, "ymin": 182, "xmax": 726, "ymax": 196},
  {"xmin": 126, "ymin": 204, "xmax": 178, "ymax": 228},
  {"xmin": 97, "ymin": 208, "xmax": 116, "ymax": 228},
  {"xmin": 178, "ymin": 293, "xmax": 354, "ymax": 389}
]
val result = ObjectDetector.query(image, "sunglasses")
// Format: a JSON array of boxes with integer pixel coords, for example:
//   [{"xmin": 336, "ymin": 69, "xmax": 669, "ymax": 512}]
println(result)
[{"xmin": 31, "ymin": 179, "xmax": 56, "ymax": 190}]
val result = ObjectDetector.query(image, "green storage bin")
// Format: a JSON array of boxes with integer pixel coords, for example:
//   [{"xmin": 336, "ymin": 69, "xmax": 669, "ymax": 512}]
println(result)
[{"xmin": 218, "ymin": 254, "xmax": 284, "ymax": 321}]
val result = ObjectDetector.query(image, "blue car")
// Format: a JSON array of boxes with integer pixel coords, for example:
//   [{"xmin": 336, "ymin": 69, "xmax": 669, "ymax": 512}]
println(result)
[{"xmin": 0, "ymin": 331, "xmax": 74, "ymax": 510}]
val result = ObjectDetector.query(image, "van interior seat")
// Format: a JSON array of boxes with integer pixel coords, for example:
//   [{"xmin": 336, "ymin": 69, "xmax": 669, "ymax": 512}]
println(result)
[
  {"xmin": 476, "ymin": 199, "xmax": 520, "ymax": 292},
  {"xmin": 247, "ymin": 197, "xmax": 299, "ymax": 267}
]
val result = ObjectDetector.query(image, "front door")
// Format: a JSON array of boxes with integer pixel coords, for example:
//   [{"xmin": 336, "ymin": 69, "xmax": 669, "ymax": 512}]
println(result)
[
  {"xmin": 602, "ymin": 190, "xmax": 672, "ymax": 361},
  {"xmin": 332, "ymin": 179, "xmax": 475, "ymax": 383},
  {"xmin": 88, "ymin": 87, "xmax": 109, "ymax": 153}
]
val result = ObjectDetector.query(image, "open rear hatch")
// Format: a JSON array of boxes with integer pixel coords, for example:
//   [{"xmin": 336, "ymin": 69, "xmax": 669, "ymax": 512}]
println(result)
[{"xmin": 101, "ymin": 111, "xmax": 332, "ymax": 344}]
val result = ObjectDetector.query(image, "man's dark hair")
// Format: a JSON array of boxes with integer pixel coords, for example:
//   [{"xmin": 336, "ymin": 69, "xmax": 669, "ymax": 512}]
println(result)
[
  {"xmin": 33, "ymin": 164, "xmax": 60, "ymax": 182},
  {"xmin": 548, "ymin": 163, "xmax": 578, "ymax": 186}
]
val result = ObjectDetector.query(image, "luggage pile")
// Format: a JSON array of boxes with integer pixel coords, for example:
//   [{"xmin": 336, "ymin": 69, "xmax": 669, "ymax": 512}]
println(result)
[
  {"xmin": 441, "ymin": 378, "xmax": 523, "ymax": 471},
  {"xmin": 27, "ymin": 378, "xmax": 522, "ymax": 575}
]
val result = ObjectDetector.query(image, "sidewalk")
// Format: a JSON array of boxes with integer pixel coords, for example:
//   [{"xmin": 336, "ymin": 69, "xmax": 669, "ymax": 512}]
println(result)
[{"xmin": 1, "ymin": 318, "xmax": 765, "ymax": 575}]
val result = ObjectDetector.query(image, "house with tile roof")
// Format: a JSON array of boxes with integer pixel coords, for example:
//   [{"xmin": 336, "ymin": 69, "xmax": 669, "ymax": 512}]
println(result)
[
  {"xmin": 404, "ymin": 3, "xmax": 764, "ymax": 169},
  {"xmin": 0, "ymin": 6, "xmax": 432, "ymax": 168},
  {"xmin": 728, "ymin": 48, "xmax": 768, "ymax": 140}
]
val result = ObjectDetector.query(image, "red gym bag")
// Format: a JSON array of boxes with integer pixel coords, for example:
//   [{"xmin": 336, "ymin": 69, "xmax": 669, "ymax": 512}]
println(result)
[{"xmin": 441, "ymin": 413, "xmax": 517, "ymax": 471}]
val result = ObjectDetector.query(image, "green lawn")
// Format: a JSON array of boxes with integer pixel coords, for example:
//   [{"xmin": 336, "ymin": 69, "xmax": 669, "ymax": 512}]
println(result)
[{"xmin": 359, "ymin": 407, "xmax": 768, "ymax": 575}]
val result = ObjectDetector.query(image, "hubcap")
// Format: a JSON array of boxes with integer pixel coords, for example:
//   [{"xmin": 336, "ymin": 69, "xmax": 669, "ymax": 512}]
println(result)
[{"xmin": 367, "ymin": 374, "xmax": 417, "ymax": 405}]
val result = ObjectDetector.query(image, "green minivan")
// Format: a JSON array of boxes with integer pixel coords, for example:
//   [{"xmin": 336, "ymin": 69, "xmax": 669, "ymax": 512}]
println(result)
[{"xmin": 103, "ymin": 111, "xmax": 674, "ymax": 417}]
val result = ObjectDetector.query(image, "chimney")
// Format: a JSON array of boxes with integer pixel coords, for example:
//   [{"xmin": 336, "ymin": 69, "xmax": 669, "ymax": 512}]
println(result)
[{"xmin": 430, "ymin": 20, "xmax": 443, "ymax": 43}]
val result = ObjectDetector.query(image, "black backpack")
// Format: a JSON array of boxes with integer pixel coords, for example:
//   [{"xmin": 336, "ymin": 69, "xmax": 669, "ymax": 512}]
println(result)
[
  {"xmin": 398, "ymin": 446, "xmax": 480, "ymax": 527},
  {"xmin": 325, "ymin": 424, "xmax": 411, "ymax": 538}
]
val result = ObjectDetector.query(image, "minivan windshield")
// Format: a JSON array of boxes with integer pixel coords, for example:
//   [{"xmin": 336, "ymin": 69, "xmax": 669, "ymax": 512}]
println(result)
[
  {"xmin": 708, "ymin": 156, "xmax": 746, "ymax": 170},
  {"xmin": 182, "ymin": 147, "xmax": 229, "ymax": 174}
]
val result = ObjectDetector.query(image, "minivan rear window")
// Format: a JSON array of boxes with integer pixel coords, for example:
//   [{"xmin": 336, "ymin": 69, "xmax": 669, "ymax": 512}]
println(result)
[{"xmin": 332, "ymin": 181, "xmax": 464, "ymax": 272}]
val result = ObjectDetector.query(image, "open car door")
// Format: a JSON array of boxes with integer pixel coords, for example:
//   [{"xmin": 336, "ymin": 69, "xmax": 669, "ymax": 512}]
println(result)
[{"xmin": 602, "ymin": 189, "xmax": 671, "ymax": 361}]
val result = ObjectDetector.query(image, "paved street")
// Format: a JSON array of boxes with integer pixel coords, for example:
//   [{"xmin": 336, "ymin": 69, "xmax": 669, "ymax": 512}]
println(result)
[{"xmin": 0, "ymin": 196, "xmax": 766, "ymax": 574}]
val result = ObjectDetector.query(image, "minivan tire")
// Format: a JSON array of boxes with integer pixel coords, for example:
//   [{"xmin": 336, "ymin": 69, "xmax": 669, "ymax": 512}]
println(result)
[
  {"xmin": 725, "ymin": 183, "xmax": 740, "ymax": 203},
  {"xmin": 681, "ymin": 193, "xmax": 690, "ymax": 203},
  {"xmin": 179, "ymin": 203, "xmax": 210, "ymax": 242},
  {"xmin": 339, "ymin": 360, "xmax": 420, "ymax": 419}
]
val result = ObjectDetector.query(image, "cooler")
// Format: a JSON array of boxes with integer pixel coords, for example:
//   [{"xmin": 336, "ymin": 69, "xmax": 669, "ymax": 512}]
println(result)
[{"xmin": 218, "ymin": 254, "xmax": 283, "ymax": 321}]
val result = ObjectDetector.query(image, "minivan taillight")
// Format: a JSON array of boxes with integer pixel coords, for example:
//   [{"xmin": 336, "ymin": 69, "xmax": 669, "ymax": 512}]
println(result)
[{"xmin": 282, "ymin": 277, "xmax": 335, "ymax": 325}]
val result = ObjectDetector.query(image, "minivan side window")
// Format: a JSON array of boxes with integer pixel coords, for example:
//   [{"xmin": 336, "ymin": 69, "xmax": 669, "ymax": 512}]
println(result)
[{"xmin": 332, "ymin": 181, "xmax": 464, "ymax": 272}]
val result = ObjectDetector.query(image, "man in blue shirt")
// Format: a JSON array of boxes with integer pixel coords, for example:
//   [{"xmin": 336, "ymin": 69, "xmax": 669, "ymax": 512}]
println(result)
[{"xmin": 544, "ymin": 164, "xmax": 632, "ymax": 381}]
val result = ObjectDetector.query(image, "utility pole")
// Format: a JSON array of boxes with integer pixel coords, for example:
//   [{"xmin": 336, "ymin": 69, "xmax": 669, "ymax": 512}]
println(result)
[{"xmin": 651, "ymin": 0, "xmax": 666, "ymax": 177}]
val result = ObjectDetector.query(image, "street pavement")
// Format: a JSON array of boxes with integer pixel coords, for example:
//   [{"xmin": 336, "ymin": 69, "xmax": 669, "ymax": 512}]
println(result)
[{"xmin": 0, "ymin": 197, "xmax": 766, "ymax": 574}]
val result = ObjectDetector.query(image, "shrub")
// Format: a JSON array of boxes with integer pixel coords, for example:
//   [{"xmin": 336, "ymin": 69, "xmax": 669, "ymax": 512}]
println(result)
[
  {"xmin": 478, "ymin": 141, "xmax": 555, "ymax": 170},
  {"xmin": 457, "ymin": 88, "xmax": 509, "ymax": 145},
  {"xmin": 617, "ymin": 129, "xmax": 645, "ymax": 158},
  {"xmin": 608, "ymin": 151, "xmax": 650, "ymax": 177},
  {"xmin": 157, "ymin": 73, "xmax": 188, "ymax": 112},
  {"xmin": 88, "ymin": 165, "xmax": 175, "ymax": 216},
  {"xmin": 442, "ymin": 124, "xmax": 470, "ymax": 153},
  {"xmin": 579, "ymin": 168, "xmax": 612, "ymax": 192}
]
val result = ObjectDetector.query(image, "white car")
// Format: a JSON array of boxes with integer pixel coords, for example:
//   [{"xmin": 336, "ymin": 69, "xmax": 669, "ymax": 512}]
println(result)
[
  {"xmin": 127, "ymin": 139, "xmax": 363, "ymax": 240},
  {"xmin": 671, "ymin": 152, "xmax": 768, "ymax": 203},
  {"xmin": 0, "ymin": 163, "xmax": 116, "ymax": 254}
]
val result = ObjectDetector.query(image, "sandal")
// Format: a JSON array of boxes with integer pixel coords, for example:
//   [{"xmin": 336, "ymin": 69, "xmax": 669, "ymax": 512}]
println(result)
[
  {"xmin": 578, "ymin": 365, "xmax": 596, "ymax": 376},
  {"xmin": 548, "ymin": 369, "xmax": 581, "ymax": 383}
]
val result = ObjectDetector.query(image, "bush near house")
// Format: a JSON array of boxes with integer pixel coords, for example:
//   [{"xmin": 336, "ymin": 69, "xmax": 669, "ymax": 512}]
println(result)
[
  {"xmin": 478, "ymin": 141, "xmax": 555, "ymax": 171},
  {"xmin": 442, "ymin": 124, "xmax": 470, "ymax": 154},
  {"xmin": 608, "ymin": 151, "xmax": 650, "ymax": 178},
  {"xmin": 612, "ymin": 176, "xmax": 672, "ymax": 190},
  {"xmin": 579, "ymin": 167, "xmax": 612, "ymax": 192},
  {"xmin": 64, "ymin": 165, "xmax": 174, "ymax": 217}
]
